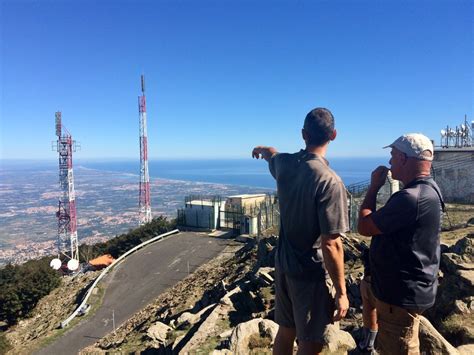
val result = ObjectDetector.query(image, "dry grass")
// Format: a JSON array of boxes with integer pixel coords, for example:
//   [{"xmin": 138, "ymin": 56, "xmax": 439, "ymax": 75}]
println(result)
[{"xmin": 248, "ymin": 332, "xmax": 272, "ymax": 350}]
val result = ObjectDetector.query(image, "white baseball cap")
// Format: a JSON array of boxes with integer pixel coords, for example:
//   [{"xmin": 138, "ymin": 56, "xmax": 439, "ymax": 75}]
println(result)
[{"xmin": 383, "ymin": 133, "xmax": 434, "ymax": 161}]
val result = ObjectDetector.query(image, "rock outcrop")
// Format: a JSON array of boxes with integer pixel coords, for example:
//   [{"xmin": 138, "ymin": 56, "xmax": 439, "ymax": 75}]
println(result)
[{"xmin": 419, "ymin": 316, "xmax": 460, "ymax": 355}]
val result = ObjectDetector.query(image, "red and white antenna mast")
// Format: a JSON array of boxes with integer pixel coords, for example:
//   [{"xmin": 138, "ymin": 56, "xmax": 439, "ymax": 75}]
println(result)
[
  {"xmin": 138, "ymin": 75, "xmax": 152, "ymax": 225},
  {"xmin": 52, "ymin": 112, "xmax": 79, "ymax": 271}
]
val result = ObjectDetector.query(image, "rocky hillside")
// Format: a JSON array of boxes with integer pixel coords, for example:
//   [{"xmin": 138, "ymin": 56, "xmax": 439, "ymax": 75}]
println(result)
[
  {"xmin": 4, "ymin": 207, "xmax": 472, "ymax": 354},
  {"xmin": 5, "ymin": 271, "xmax": 99, "ymax": 354},
  {"xmin": 81, "ymin": 223, "xmax": 474, "ymax": 354}
]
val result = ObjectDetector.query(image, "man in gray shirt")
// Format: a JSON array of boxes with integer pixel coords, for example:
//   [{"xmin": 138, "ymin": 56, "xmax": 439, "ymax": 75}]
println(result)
[{"xmin": 252, "ymin": 107, "xmax": 349, "ymax": 354}]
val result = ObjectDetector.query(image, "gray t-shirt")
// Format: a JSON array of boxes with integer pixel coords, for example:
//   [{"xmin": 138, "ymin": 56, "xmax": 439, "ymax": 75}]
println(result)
[{"xmin": 270, "ymin": 150, "xmax": 349, "ymax": 280}]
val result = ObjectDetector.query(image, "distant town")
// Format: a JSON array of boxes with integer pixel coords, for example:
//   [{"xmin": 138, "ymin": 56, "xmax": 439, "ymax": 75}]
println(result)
[{"xmin": 0, "ymin": 165, "xmax": 271, "ymax": 265}]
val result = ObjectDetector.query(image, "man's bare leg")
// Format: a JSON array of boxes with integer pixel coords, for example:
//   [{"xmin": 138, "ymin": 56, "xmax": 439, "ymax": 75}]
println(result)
[
  {"xmin": 297, "ymin": 340, "xmax": 324, "ymax": 355},
  {"xmin": 273, "ymin": 326, "xmax": 296, "ymax": 355}
]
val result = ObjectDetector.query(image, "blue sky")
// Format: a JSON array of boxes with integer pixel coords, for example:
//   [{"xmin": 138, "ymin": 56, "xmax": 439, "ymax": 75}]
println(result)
[{"xmin": 1, "ymin": 0, "xmax": 472, "ymax": 160}]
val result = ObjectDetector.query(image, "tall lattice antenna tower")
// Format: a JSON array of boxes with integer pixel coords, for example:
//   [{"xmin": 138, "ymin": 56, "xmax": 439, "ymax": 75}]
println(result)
[
  {"xmin": 51, "ymin": 112, "xmax": 80, "ymax": 271},
  {"xmin": 138, "ymin": 75, "xmax": 152, "ymax": 225}
]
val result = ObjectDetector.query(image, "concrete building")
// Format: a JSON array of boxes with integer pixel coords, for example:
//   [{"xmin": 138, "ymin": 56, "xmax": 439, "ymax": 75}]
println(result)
[
  {"xmin": 432, "ymin": 147, "xmax": 474, "ymax": 204},
  {"xmin": 178, "ymin": 193, "xmax": 279, "ymax": 236},
  {"xmin": 225, "ymin": 194, "xmax": 276, "ymax": 236},
  {"xmin": 225, "ymin": 194, "xmax": 268, "ymax": 211},
  {"xmin": 178, "ymin": 196, "xmax": 222, "ymax": 230}
]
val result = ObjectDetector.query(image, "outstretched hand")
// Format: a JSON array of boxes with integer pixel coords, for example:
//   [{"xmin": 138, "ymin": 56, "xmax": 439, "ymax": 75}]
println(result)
[{"xmin": 251, "ymin": 146, "xmax": 277, "ymax": 162}]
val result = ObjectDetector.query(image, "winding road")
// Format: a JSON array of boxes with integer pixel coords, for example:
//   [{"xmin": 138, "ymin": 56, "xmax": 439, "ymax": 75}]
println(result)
[{"xmin": 36, "ymin": 231, "xmax": 232, "ymax": 355}]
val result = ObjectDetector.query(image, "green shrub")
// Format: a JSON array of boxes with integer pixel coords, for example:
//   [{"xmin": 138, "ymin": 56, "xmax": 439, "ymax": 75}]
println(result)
[
  {"xmin": 0, "ymin": 257, "xmax": 61, "ymax": 326},
  {"xmin": 0, "ymin": 215, "xmax": 176, "ymax": 327}
]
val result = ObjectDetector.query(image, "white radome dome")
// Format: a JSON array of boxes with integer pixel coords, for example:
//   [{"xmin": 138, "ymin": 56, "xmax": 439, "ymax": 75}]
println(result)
[
  {"xmin": 67, "ymin": 259, "xmax": 79, "ymax": 271},
  {"xmin": 50, "ymin": 258, "xmax": 62, "ymax": 270}
]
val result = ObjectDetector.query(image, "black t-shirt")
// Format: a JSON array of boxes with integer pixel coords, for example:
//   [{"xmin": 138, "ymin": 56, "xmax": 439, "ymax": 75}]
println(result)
[{"xmin": 370, "ymin": 177, "xmax": 444, "ymax": 310}]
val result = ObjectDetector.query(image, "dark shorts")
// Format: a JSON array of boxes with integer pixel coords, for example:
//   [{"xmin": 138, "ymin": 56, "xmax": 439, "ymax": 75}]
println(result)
[{"xmin": 274, "ymin": 266, "xmax": 335, "ymax": 343}]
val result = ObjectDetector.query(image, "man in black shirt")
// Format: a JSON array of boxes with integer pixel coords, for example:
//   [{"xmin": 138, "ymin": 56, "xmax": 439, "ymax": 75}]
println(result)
[{"xmin": 358, "ymin": 133, "xmax": 444, "ymax": 355}]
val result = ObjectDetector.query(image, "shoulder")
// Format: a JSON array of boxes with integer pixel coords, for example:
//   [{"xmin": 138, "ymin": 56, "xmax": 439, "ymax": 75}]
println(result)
[
  {"xmin": 272, "ymin": 152, "xmax": 298, "ymax": 163},
  {"xmin": 311, "ymin": 162, "xmax": 345, "ymax": 193},
  {"xmin": 271, "ymin": 151, "xmax": 304, "ymax": 170},
  {"xmin": 386, "ymin": 188, "xmax": 418, "ymax": 209}
]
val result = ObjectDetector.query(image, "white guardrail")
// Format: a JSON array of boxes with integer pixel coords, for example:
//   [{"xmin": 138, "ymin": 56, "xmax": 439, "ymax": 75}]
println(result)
[{"xmin": 60, "ymin": 229, "xmax": 180, "ymax": 328}]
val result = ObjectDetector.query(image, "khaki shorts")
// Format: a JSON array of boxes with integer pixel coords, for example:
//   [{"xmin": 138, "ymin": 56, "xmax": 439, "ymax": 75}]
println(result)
[
  {"xmin": 375, "ymin": 297, "xmax": 421, "ymax": 355},
  {"xmin": 274, "ymin": 266, "xmax": 336, "ymax": 343}
]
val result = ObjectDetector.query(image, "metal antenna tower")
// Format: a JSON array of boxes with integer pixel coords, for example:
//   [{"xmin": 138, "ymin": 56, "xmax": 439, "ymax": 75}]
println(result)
[
  {"xmin": 439, "ymin": 114, "xmax": 473, "ymax": 148},
  {"xmin": 53, "ymin": 112, "xmax": 80, "ymax": 271},
  {"xmin": 138, "ymin": 75, "xmax": 152, "ymax": 225}
]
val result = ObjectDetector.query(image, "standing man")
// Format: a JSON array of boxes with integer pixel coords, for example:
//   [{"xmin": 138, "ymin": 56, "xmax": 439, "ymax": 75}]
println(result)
[
  {"xmin": 358, "ymin": 133, "xmax": 444, "ymax": 355},
  {"xmin": 252, "ymin": 107, "xmax": 349, "ymax": 355}
]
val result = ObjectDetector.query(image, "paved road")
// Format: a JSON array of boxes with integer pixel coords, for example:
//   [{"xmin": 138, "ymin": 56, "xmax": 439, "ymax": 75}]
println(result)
[{"xmin": 36, "ymin": 232, "xmax": 231, "ymax": 355}]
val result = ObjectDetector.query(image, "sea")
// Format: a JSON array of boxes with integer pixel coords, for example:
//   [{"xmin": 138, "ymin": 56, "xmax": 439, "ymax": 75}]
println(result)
[{"xmin": 75, "ymin": 157, "xmax": 387, "ymax": 189}]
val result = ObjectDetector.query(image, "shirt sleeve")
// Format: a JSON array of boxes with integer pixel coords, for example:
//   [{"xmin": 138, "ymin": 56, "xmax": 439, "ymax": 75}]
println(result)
[
  {"xmin": 371, "ymin": 190, "xmax": 417, "ymax": 234},
  {"xmin": 318, "ymin": 181, "xmax": 349, "ymax": 235},
  {"xmin": 269, "ymin": 153, "xmax": 279, "ymax": 179}
]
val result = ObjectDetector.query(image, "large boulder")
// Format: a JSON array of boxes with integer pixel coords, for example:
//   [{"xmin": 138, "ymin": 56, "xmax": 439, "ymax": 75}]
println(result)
[
  {"xmin": 322, "ymin": 324, "xmax": 357, "ymax": 354},
  {"xmin": 228, "ymin": 318, "xmax": 278, "ymax": 353},
  {"xmin": 419, "ymin": 316, "xmax": 459, "ymax": 355},
  {"xmin": 176, "ymin": 303, "xmax": 216, "ymax": 329},
  {"xmin": 449, "ymin": 235, "xmax": 473, "ymax": 259},
  {"xmin": 177, "ymin": 287, "xmax": 241, "ymax": 353},
  {"xmin": 147, "ymin": 321, "xmax": 172, "ymax": 344},
  {"xmin": 440, "ymin": 253, "xmax": 474, "ymax": 294},
  {"xmin": 457, "ymin": 344, "xmax": 474, "ymax": 355},
  {"xmin": 441, "ymin": 253, "xmax": 472, "ymax": 273}
]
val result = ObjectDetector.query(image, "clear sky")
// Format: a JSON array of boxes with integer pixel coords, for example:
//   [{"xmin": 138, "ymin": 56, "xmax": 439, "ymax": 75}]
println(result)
[{"xmin": 0, "ymin": 0, "xmax": 472, "ymax": 160}]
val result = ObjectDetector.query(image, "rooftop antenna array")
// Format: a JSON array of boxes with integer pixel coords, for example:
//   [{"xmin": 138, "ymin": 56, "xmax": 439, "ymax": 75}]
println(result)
[
  {"xmin": 439, "ymin": 115, "xmax": 473, "ymax": 148},
  {"xmin": 138, "ymin": 75, "xmax": 152, "ymax": 225},
  {"xmin": 51, "ymin": 112, "xmax": 80, "ymax": 271}
]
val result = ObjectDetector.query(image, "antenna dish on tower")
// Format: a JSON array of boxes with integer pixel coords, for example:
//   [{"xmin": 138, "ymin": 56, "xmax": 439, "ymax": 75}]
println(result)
[
  {"xmin": 50, "ymin": 258, "xmax": 62, "ymax": 270},
  {"xmin": 440, "ymin": 129, "xmax": 446, "ymax": 137},
  {"xmin": 67, "ymin": 259, "xmax": 79, "ymax": 271}
]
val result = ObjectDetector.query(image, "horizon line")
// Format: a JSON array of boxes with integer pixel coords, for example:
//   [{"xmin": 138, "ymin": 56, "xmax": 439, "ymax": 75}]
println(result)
[{"xmin": 0, "ymin": 155, "xmax": 388, "ymax": 162}]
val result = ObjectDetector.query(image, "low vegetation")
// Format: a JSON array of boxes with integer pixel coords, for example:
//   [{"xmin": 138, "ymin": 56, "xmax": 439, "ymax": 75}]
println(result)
[
  {"xmin": 0, "ymin": 257, "xmax": 61, "ymax": 326},
  {"xmin": 0, "ymin": 216, "xmax": 176, "ymax": 329}
]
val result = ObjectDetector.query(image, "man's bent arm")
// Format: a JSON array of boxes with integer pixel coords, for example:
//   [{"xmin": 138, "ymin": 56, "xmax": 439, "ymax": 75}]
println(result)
[
  {"xmin": 358, "ymin": 187, "xmax": 382, "ymax": 236},
  {"xmin": 358, "ymin": 166, "xmax": 387, "ymax": 236},
  {"xmin": 321, "ymin": 234, "xmax": 349, "ymax": 321}
]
